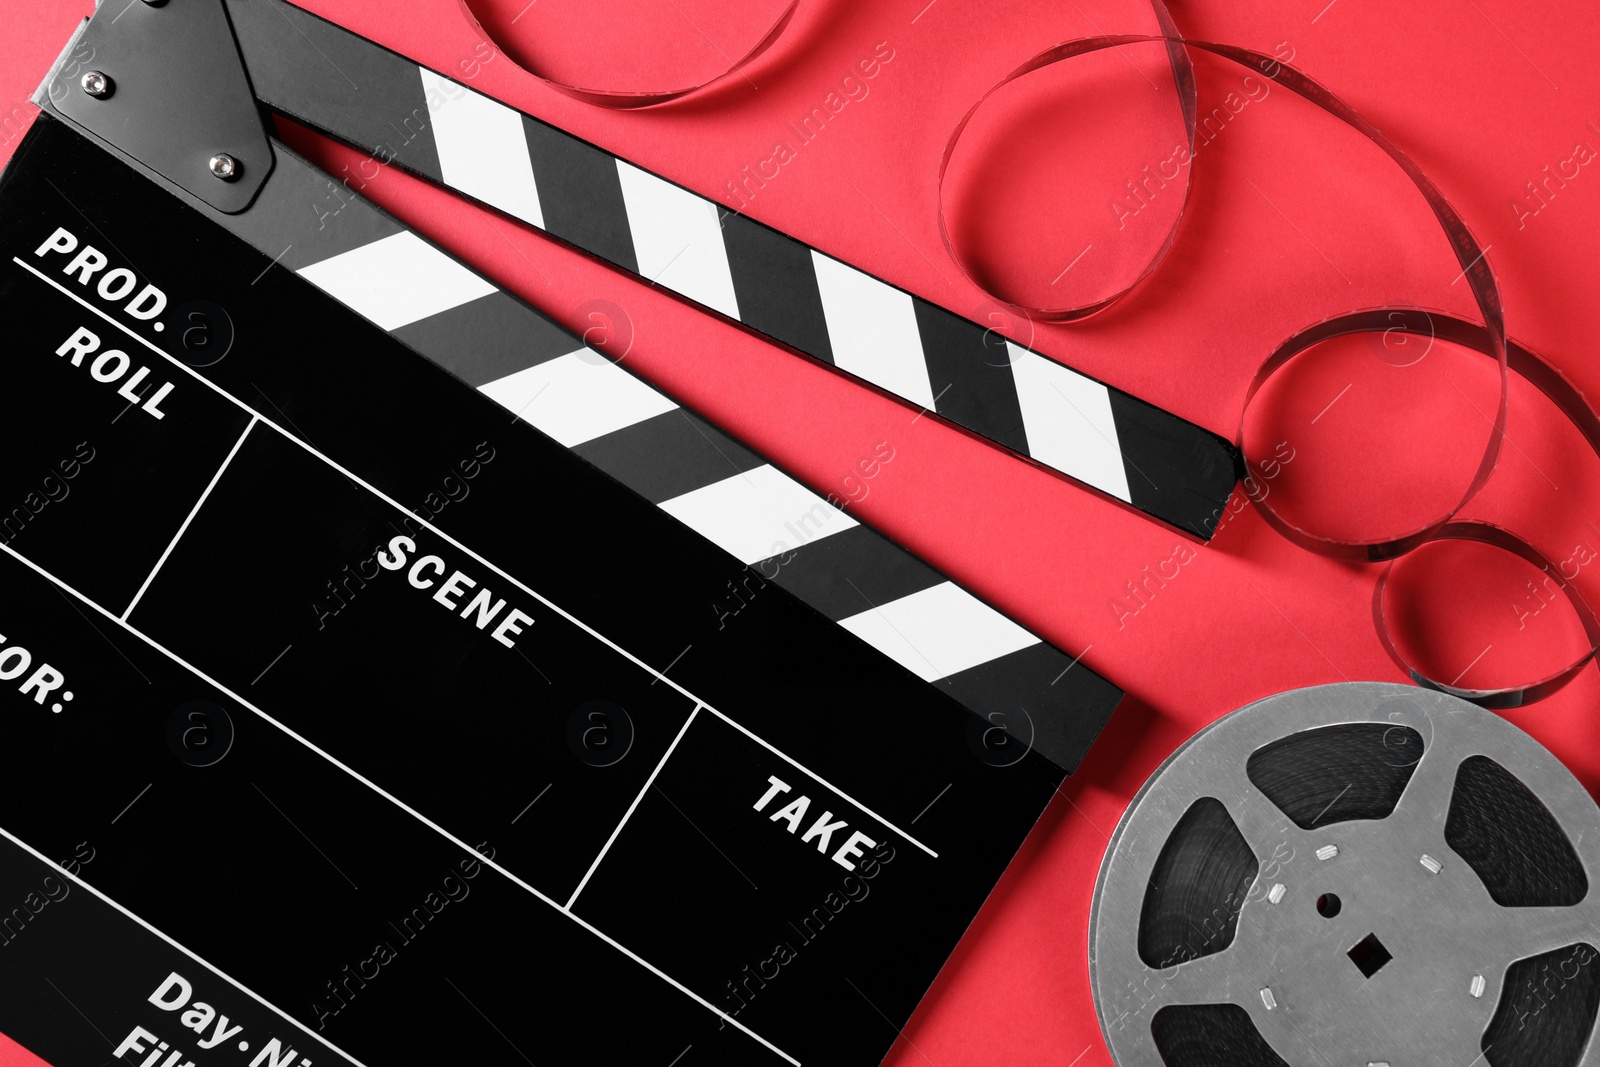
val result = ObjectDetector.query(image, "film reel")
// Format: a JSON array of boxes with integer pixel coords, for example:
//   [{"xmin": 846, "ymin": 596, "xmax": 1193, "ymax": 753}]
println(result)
[{"xmin": 1089, "ymin": 683, "xmax": 1600, "ymax": 1067}]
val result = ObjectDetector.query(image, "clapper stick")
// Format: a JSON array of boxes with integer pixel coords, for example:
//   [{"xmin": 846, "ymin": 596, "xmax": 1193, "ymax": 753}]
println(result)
[{"xmin": 220, "ymin": 0, "xmax": 1241, "ymax": 539}]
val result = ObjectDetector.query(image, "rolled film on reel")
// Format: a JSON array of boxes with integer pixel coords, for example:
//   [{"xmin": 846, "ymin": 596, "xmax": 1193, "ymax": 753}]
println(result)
[{"xmin": 1089, "ymin": 682, "xmax": 1600, "ymax": 1067}]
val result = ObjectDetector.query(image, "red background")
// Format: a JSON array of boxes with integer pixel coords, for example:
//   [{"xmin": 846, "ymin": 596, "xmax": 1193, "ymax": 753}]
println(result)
[{"xmin": 5, "ymin": 0, "xmax": 1600, "ymax": 1064}]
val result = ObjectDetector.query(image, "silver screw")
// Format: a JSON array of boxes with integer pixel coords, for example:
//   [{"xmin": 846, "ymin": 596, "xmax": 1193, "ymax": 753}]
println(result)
[
  {"xmin": 1267, "ymin": 883, "xmax": 1286, "ymax": 905},
  {"xmin": 1316, "ymin": 844, "xmax": 1339, "ymax": 861},
  {"xmin": 1259, "ymin": 987, "xmax": 1277, "ymax": 1011},
  {"xmin": 1471, "ymin": 974, "xmax": 1486, "ymax": 998},
  {"xmin": 80, "ymin": 71, "xmax": 112, "ymax": 99},
  {"xmin": 209, "ymin": 154, "xmax": 241, "ymax": 182},
  {"xmin": 1420, "ymin": 854, "xmax": 1442, "ymax": 874}
]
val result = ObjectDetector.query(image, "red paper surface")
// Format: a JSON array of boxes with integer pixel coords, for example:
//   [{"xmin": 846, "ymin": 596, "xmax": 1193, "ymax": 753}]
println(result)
[
  {"xmin": 0, "ymin": 1032, "xmax": 52, "ymax": 1067},
  {"xmin": 5, "ymin": 1, "xmax": 1600, "ymax": 1063}
]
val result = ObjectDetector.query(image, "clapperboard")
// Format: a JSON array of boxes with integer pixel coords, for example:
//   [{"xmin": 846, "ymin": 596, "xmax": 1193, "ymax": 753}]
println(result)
[{"xmin": 0, "ymin": 2, "xmax": 1243, "ymax": 1065}]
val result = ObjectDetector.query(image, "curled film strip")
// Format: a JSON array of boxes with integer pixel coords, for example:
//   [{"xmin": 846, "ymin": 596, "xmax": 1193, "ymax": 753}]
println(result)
[
  {"xmin": 935, "ymin": 31, "xmax": 1600, "ymax": 707},
  {"xmin": 1089, "ymin": 682, "xmax": 1600, "ymax": 1067}
]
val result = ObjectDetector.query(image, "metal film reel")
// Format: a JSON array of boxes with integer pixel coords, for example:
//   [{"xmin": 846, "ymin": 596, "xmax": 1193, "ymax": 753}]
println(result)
[{"xmin": 1089, "ymin": 682, "xmax": 1600, "ymax": 1067}]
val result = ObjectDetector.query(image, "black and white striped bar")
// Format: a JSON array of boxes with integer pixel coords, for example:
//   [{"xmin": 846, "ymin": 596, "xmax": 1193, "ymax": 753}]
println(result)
[
  {"xmin": 202, "ymin": 140, "xmax": 1119, "ymax": 774},
  {"xmin": 226, "ymin": 0, "xmax": 1241, "ymax": 538}
]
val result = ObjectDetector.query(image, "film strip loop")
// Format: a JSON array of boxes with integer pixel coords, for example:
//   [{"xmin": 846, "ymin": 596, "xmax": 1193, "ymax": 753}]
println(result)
[
  {"xmin": 1358, "ymin": 311, "xmax": 1600, "ymax": 707},
  {"xmin": 454, "ymin": 0, "xmax": 798, "ymax": 108},
  {"xmin": 1239, "ymin": 309, "xmax": 1502, "ymax": 563},
  {"xmin": 1253, "ymin": 312, "xmax": 1600, "ymax": 705},
  {"xmin": 935, "ymin": 5, "xmax": 1198, "ymax": 322},
  {"xmin": 1271, "ymin": 312, "xmax": 1600, "ymax": 705},
  {"xmin": 1372, "ymin": 521, "xmax": 1600, "ymax": 710},
  {"xmin": 942, "ymin": 33, "xmax": 1600, "ymax": 705}
]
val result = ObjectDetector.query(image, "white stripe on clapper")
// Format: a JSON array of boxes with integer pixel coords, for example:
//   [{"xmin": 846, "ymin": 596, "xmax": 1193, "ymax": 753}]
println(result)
[
  {"xmin": 1006, "ymin": 343, "xmax": 1133, "ymax": 503},
  {"xmin": 419, "ymin": 68, "xmax": 545, "ymax": 229},
  {"xmin": 809, "ymin": 251, "xmax": 936, "ymax": 410},
  {"xmin": 658, "ymin": 465, "xmax": 858, "ymax": 565},
  {"xmin": 478, "ymin": 350, "xmax": 678, "ymax": 447},
  {"xmin": 615, "ymin": 161, "xmax": 741, "ymax": 319},
  {"xmin": 837, "ymin": 581, "xmax": 1041, "ymax": 682},
  {"xmin": 296, "ymin": 232, "xmax": 496, "ymax": 332}
]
